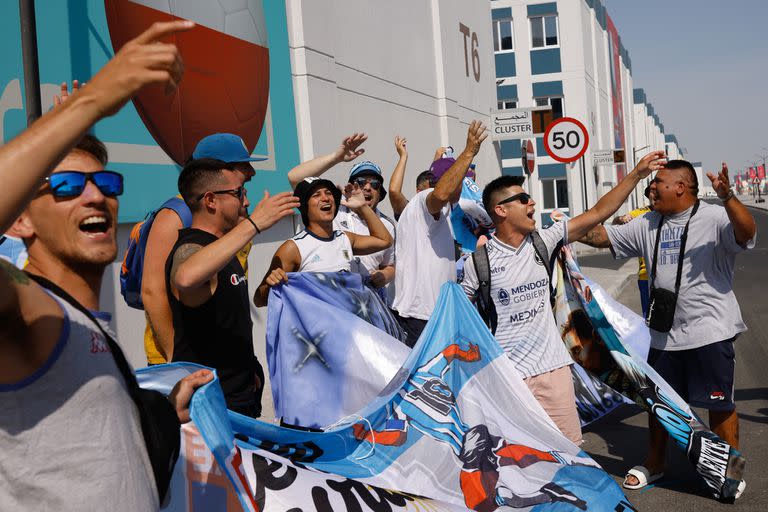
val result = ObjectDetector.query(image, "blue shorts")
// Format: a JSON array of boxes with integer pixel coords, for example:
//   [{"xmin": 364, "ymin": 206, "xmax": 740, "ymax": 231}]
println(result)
[{"xmin": 648, "ymin": 338, "xmax": 736, "ymax": 411}]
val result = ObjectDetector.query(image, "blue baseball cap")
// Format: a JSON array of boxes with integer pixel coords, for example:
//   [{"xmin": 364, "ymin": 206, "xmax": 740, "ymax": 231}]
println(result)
[
  {"xmin": 192, "ymin": 133, "xmax": 267, "ymax": 163},
  {"xmin": 348, "ymin": 161, "xmax": 386, "ymax": 199}
]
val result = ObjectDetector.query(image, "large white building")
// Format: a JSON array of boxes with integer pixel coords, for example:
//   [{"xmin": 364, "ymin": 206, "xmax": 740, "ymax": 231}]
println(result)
[{"xmin": 489, "ymin": 0, "xmax": 684, "ymax": 221}]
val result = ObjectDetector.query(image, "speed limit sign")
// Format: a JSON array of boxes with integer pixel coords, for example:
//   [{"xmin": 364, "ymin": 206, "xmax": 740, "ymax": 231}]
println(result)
[{"xmin": 543, "ymin": 117, "xmax": 589, "ymax": 163}]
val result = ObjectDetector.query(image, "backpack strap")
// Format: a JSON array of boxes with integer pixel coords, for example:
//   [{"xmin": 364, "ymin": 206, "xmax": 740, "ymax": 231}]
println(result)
[
  {"xmin": 472, "ymin": 244, "xmax": 498, "ymax": 334},
  {"xmin": 531, "ymin": 230, "xmax": 560, "ymax": 308},
  {"xmin": 159, "ymin": 197, "xmax": 192, "ymax": 227},
  {"xmin": 26, "ymin": 272, "xmax": 180, "ymax": 503}
]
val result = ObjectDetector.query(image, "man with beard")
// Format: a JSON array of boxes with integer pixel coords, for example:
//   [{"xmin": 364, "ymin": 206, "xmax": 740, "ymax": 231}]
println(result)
[
  {"xmin": 168, "ymin": 158, "xmax": 299, "ymax": 417},
  {"xmin": 253, "ymin": 177, "xmax": 392, "ymax": 306},
  {"xmin": 0, "ymin": 20, "xmax": 212, "ymax": 510}
]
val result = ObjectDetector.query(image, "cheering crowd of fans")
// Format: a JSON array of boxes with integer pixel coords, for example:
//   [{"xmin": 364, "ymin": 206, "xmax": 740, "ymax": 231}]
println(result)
[{"xmin": 0, "ymin": 21, "xmax": 755, "ymax": 509}]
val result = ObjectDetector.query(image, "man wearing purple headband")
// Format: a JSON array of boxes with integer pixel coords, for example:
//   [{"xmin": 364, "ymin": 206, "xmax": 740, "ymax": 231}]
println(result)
[{"xmin": 391, "ymin": 121, "xmax": 488, "ymax": 347}]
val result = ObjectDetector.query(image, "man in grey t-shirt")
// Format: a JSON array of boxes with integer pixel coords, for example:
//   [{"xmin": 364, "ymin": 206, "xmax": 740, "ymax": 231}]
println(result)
[{"xmin": 580, "ymin": 160, "xmax": 756, "ymax": 492}]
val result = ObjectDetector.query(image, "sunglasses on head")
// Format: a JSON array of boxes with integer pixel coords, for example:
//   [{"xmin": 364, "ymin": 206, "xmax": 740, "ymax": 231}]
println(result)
[
  {"xmin": 497, "ymin": 192, "xmax": 532, "ymax": 206},
  {"xmin": 45, "ymin": 171, "xmax": 124, "ymax": 198},
  {"xmin": 353, "ymin": 177, "xmax": 382, "ymax": 190},
  {"xmin": 196, "ymin": 186, "xmax": 247, "ymax": 202}
]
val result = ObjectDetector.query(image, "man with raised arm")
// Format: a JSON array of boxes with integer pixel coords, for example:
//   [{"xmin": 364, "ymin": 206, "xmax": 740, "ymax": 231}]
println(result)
[
  {"xmin": 459, "ymin": 151, "xmax": 665, "ymax": 445},
  {"xmin": 391, "ymin": 121, "xmax": 488, "ymax": 347},
  {"xmin": 0, "ymin": 21, "xmax": 213, "ymax": 510},
  {"xmin": 579, "ymin": 160, "xmax": 754, "ymax": 495},
  {"xmin": 168, "ymin": 159, "xmax": 299, "ymax": 417}
]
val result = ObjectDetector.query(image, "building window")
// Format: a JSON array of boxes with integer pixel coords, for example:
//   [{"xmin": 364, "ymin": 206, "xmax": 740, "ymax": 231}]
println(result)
[
  {"xmin": 530, "ymin": 15, "xmax": 558, "ymax": 48},
  {"xmin": 497, "ymin": 99, "xmax": 518, "ymax": 110},
  {"xmin": 542, "ymin": 178, "xmax": 569, "ymax": 210},
  {"xmin": 535, "ymin": 96, "xmax": 563, "ymax": 119},
  {"xmin": 493, "ymin": 18, "xmax": 514, "ymax": 52}
]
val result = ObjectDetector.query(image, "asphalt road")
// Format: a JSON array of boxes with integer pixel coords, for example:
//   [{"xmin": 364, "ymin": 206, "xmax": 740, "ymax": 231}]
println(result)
[{"xmin": 580, "ymin": 203, "xmax": 768, "ymax": 511}]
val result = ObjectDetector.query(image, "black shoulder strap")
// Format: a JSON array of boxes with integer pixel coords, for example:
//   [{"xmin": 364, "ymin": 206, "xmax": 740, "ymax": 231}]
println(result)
[
  {"xmin": 25, "ymin": 272, "xmax": 180, "ymax": 503},
  {"xmin": 472, "ymin": 244, "xmax": 498, "ymax": 334},
  {"xmin": 650, "ymin": 200, "xmax": 700, "ymax": 293},
  {"xmin": 531, "ymin": 230, "xmax": 558, "ymax": 307},
  {"xmin": 26, "ymin": 273, "xmax": 139, "ymax": 388}
]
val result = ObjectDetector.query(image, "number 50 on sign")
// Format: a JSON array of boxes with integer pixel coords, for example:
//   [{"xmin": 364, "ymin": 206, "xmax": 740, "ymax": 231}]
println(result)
[{"xmin": 543, "ymin": 117, "xmax": 590, "ymax": 163}]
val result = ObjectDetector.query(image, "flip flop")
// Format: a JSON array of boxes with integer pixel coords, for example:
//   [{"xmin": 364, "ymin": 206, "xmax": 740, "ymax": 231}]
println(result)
[{"xmin": 623, "ymin": 465, "xmax": 664, "ymax": 490}]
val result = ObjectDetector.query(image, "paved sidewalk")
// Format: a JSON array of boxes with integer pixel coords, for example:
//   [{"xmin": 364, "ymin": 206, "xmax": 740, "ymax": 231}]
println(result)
[
  {"xmin": 578, "ymin": 248, "xmax": 637, "ymax": 299},
  {"xmin": 738, "ymin": 194, "xmax": 768, "ymax": 212}
]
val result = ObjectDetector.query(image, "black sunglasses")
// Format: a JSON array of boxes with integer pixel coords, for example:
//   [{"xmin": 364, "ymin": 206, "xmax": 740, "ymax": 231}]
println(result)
[
  {"xmin": 497, "ymin": 192, "xmax": 532, "ymax": 206},
  {"xmin": 45, "ymin": 171, "xmax": 124, "ymax": 198},
  {"xmin": 196, "ymin": 186, "xmax": 247, "ymax": 202},
  {"xmin": 353, "ymin": 177, "xmax": 382, "ymax": 190}
]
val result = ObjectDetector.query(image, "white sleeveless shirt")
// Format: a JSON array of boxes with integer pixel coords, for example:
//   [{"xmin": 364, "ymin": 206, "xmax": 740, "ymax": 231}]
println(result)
[
  {"xmin": 292, "ymin": 229, "xmax": 353, "ymax": 272},
  {"xmin": 0, "ymin": 290, "xmax": 158, "ymax": 511}
]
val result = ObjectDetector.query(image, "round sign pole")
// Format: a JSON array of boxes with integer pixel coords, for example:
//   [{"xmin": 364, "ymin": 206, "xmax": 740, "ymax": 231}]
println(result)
[
  {"xmin": 521, "ymin": 139, "xmax": 535, "ymax": 175},
  {"xmin": 543, "ymin": 117, "xmax": 590, "ymax": 211}
]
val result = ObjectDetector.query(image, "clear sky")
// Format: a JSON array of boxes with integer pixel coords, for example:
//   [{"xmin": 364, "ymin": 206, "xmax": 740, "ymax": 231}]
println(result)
[{"xmin": 604, "ymin": 0, "xmax": 768, "ymax": 178}]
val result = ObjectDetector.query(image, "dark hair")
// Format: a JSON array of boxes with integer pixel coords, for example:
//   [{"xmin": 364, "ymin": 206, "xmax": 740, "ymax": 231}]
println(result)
[
  {"xmin": 482, "ymin": 175, "xmax": 526, "ymax": 213},
  {"xmin": 178, "ymin": 158, "xmax": 236, "ymax": 210},
  {"xmin": 416, "ymin": 170, "xmax": 435, "ymax": 188},
  {"xmin": 74, "ymin": 134, "xmax": 108, "ymax": 166},
  {"xmin": 665, "ymin": 159, "xmax": 699, "ymax": 194}
]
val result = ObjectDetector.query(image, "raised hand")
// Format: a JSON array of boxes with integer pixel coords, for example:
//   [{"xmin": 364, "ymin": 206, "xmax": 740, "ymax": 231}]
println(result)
[
  {"xmin": 463, "ymin": 120, "xmax": 488, "ymax": 157},
  {"xmin": 250, "ymin": 191, "xmax": 301, "ymax": 231},
  {"xmin": 80, "ymin": 20, "xmax": 195, "ymax": 117},
  {"xmin": 335, "ymin": 133, "xmax": 368, "ymax": 163},
  {"xmin": 53, "ymin": 80, "xmax": 82, "ymax": 107},
  {"xmin": 634, "ymin": 150, "xmax": 667, "ymax": 178},
  {"xmin": 707, "ymin": 163, "xmax": 732, "ymax": 199},
  {"xmin": 395, "ymin": 136, "xmax": 407, "ymax": 157},
  {"xmin": 341, "ymin": 183, "xmax": 366, "ymax": 210}
]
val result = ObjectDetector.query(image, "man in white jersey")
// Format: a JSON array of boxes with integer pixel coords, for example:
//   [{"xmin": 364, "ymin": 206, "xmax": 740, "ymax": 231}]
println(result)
[
  {"xmin": 460, "ymin": 151, "xmax": 666, "ymax": 445},
  {"xmin": 0, "ymin": 21, "xmax": 213, "ymax": 510},
  {"xmin": 580, "ymin": 160, "xmax": 755, "ymax": 494},
  {"xmin": 254, "ymin": 177, "xmax": 392, "ymax": 306},
  {"xmin": 392, "ymin": 121, "xmax": 487, "ymax": 347},
  {"xmin": 335, "ymin": 161, "xmax": 396, "ymax": 297}
]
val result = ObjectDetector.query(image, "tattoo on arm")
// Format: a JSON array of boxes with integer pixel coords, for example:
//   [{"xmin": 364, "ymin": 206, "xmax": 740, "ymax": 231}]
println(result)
[
  {"xmin": 582, "ymin": 226, "xmax": 611, "ymax": 248},
  {"xmin": 169, "ymin": 243, "xmax": 203, "ymax": 285},
  {"xmin": 0, "ymin": 259, "xmax": 29, "ymax": 285}
]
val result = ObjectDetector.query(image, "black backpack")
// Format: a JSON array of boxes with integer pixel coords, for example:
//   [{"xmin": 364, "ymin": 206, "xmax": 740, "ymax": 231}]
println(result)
[
  {"xmin": 472, "ymin": 230, "xmax": 560, "ymax": 334},
  {"xmin": 27, "ymin": 273, "xmax": 181, "ymax": 504}
]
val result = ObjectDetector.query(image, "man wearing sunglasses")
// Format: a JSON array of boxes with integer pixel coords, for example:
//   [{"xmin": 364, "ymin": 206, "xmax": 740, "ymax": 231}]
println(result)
[
  {"xmin": 167, "ymin": 158, "xmax": 299, "ymax": 417},
  {"xmin": 141, "ymin": 133, "xmax": 264, "ymax": 366},
  {"xmin": 0, "ymin": 20, "xmax": 215, "ymax": 510},
  {"xmin": 459, "ymin": 151, "xmax": 666, "ymax": 446},
  {"xmin": 334, "ymin": 161, "xmax": 397, "ymax": 297}
]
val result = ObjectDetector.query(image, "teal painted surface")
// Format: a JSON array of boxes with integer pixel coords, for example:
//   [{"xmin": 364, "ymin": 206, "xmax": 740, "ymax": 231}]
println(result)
[
  {"xmin": 538, "ymin": 163, "xmax": 567, "ymax": 178},
  {"xmin": 496, "ymin": 84, "xmax": 518, "ymax": 101},
  {"xmin": 494, "ymin": 52, "xmax": 516, "ymax": 78},
  {"xmin": 0, "ymin": 0, "xmax": 299, "ymax": 222},
  {"xmin": 536, "ymin": 136, "xmax": 546, "ymax": 157},
  {"xmin": 532, "ymin": 80, "xmax": 563, "ymax": 97},
  {"xmin": 530, "ymin": 48, "xmax": 561, "ymax": 75},
  {"xmin": 492, "ymin": 7, "xmax": 512, "ymax": 20},
  {"xmin": 500, "ymin": 139, "xmax": 523, "ymax": 160},
  {"xmin": 502, "ymin": 166, "xmax": 524, "ymax": 177},
  {"xmin": 527, "ymin": 3, "xmax": 558, "ymax": 16}
]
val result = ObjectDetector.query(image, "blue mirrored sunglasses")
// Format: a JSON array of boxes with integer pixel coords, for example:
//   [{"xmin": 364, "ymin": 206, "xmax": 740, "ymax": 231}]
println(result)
[{"xmin": 45, "ymin": 171, "xmax": 124, "ymax": 198}]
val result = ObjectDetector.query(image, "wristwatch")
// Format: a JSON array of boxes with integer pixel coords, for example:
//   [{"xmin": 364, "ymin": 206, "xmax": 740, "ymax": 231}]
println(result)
[{"xmin": 720, "ymin": 190, "xmax": 734, "ymax": 202}]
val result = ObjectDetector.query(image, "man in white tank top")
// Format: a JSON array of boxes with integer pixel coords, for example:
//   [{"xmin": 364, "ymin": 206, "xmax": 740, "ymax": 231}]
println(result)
[
  {"xmin": 254, "ymin": 177, "xmax": 393, "ymax": 306},
  {"xmin": 0, "ymin": 23, "xmax": 215, "ymax": 511}
]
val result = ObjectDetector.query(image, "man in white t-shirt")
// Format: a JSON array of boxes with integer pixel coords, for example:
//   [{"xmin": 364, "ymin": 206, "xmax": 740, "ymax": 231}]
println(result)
[
  {"xmin": 254, "ymin": 177, "xmax": 393, "ymax": 306},
  {"xmin": 460, "ymin": 151, "xmax": 666, "ymax": 445},
  {"xmin": 334, "ymin": 161, "xmax": 396, "ymax": 300},
  {"xmin": 580, "ymin": 160, "xmax": 755, "ymax": 494},
  {"xmin": 392, "ymin": 121, "xmax": 488, "ymax": 347}
]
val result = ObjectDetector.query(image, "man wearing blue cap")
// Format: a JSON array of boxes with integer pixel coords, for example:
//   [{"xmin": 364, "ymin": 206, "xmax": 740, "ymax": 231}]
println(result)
[
  {"xmin": 335, "ymin": 161, "xmax": 397, "ymax": 297},
  {"xmin": 141, "ymin": 133, "xmax": 263, "ymax": 364}
]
